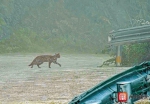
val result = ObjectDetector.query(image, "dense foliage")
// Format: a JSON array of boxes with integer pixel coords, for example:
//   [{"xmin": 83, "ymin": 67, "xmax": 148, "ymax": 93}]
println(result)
[{"xmin": 0, "ymin": 0, "xmax": 150, "ymax": 64}]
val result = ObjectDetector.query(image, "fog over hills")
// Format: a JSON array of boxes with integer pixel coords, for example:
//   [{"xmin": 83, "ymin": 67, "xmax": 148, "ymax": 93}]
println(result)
[{"xmin": 0, "ymin": 0, "xmax": 150, "ymax": 54}]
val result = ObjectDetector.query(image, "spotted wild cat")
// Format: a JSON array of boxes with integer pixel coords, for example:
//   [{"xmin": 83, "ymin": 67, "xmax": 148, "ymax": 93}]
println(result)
[{"xmin": 28, "ymin": 53, "xmax": 61, "ymax": 68}]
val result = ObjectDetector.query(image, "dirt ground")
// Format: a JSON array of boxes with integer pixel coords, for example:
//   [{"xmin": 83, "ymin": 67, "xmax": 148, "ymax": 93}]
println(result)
[
  {"xmin": 0, "ymin": 54, "xmax": 129, "ymax": 104},
  {"xmin": 0, "ymin": 68, "xmax": 128, "ymax": 104}
]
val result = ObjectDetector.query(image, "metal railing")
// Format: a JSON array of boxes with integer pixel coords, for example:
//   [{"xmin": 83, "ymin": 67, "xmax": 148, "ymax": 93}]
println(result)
[
  {"xmin": 108, "ymin": 25, "xmax": 150, "ymax": 45},
  {"xmin": 108, "ymin": 25, "xmax": 150, "ymax": 66}
]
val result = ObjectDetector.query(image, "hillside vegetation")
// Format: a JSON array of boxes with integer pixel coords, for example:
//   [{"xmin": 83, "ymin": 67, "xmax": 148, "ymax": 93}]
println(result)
[{"xmin": 0, "ymin": 0, "xmax": 150, "ymax": 64}]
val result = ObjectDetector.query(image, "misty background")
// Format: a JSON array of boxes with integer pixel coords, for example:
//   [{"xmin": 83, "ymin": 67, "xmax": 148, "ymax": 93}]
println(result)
[{"xmin": 0, "ymin": 0, "xmax": 150, "ymax": 65}]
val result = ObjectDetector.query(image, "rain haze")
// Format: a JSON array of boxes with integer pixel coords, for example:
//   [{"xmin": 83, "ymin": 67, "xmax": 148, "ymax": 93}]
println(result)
[{"xmin": 0, "ymin": 0, "xmax": 150, "ymax": 103}]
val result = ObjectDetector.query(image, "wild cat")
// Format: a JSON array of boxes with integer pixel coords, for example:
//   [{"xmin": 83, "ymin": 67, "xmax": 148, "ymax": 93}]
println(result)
[{"xmin": 28, "ymin": 53, "xmax": 61, "ymax": 68}]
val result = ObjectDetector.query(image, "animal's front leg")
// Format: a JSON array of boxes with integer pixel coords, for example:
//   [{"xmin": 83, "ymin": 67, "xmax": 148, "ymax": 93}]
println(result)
[
  {"xmin": 57, "ymin": 62, "xmax": 61, "ymax": 67},
  {"xmin": 53, "ymin": 61, "xmax": 61, "ymax": 67},
  {"xmin": 49, "ymin": 62, "xmax": 52, "ymax": 68}
]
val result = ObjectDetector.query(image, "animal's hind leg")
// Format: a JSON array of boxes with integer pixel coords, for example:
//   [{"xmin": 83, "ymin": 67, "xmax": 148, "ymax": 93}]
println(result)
[
  {"xmin": 37, "ymin": 62, "xmax": 43, "ymax": 68},
  {"xmin": 31, "ymin": 65, "xmax": 33, "ymax": 68},
  {"xmin": 37, "ymin": 64, "xmax": 41, "ymax": 68}
]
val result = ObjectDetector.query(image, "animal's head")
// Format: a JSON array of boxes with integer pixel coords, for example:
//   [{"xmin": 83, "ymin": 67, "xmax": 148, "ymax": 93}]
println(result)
[{"xmin": 55, "ymin": 53, "xmax": 60, "ymax": 58}]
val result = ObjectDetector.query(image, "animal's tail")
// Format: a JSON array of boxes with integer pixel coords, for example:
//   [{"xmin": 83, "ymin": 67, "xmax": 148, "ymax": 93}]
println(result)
[{"xmin": 28, "ymin": 62, "xmax": 33, "ymax": 66}]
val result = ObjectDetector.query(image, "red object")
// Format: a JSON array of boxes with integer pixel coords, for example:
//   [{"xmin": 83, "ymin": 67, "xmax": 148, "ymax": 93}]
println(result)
[{"xmin": 118, "ymin": 92, "xmax": 128, "ymax": 102}]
